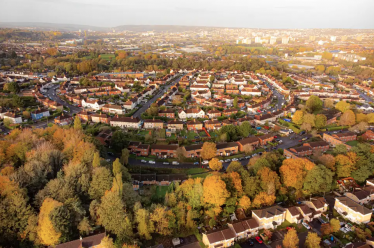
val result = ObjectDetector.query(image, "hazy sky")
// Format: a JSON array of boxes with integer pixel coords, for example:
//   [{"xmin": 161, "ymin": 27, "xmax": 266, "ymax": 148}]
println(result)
[{"xmin": 1, "ymin": 0, "xmax": 373, "ymax": 29}]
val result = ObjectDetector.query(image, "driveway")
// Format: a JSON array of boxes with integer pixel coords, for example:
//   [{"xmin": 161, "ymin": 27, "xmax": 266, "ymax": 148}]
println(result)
[{"xmin": 241, "ymin": 239, "xmax": 268, "ymax": 248}]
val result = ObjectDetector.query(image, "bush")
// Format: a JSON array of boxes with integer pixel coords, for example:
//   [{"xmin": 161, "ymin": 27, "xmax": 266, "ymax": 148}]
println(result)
[{"xmin": 234, "ymin": 244, "xmax": 242, "ymax": 248}]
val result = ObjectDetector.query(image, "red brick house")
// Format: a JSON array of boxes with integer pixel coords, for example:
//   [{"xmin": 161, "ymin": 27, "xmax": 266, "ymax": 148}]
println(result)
[
  {"xmin": 77, "ymin": 111, "xmax": 91, "ymax": 121},
  {"xmin": 237, "ymin": 137, "xmax": 260, "ymax": 151},
  {"xmin": 223, "ymin": 108, "xmax": 238, "ymax": 116},
  {"xmin": 158, "ymin": 109, "xmax": 175, "ymax": 118},
  {"xmin": 133, "ymin": 144, "xmax": 150, "ymax": 156},
  {"xmin": 332, "ymin": 132, "xmax": 357, "ymax": 142},
  {"xmin": 216, "ymin": 142, "xmax": 239, "ymax": 156},
  {"xmin": 258, "ymin": 134, "xmax": 274, "ymax": 145},
  {"xmin": 204, "ymin": 120, "xmax": 222, "ymax": 130},
  {"xmin": 91, "ymin": 114, "xmax": 111, "ymax": 124},
  {"xmin": 150, "ymin": 144, "xmax": 179, "ymax": 158},
  {"xmin": 362, "ymin": 130, "xmax": 374, "ymax": 141},
  {"xmin": 303, "ymin": 141, "xmax": 329, "ymax": 153},
  {"xmin": 207, "ymin": 109, "xmax": 222, "ymax": 119},
  {"xmin": 54, "ymin": 114, "xmax": 72, "ymax": 125},
  {"xmin": 289, "ymin": 146, "xmax": 313, "ymax": 156},
  {"xmin": 187, "ymin": 119, "xmax": 203, "ymax": 131}
]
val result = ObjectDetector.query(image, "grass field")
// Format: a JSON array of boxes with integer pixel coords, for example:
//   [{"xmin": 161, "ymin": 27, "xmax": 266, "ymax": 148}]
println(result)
[
  {"xmin": 155, "ymin": 186, "xmax": 169, "ymax": 198},
  {"xmin": 346, "ymin": 140, "xmax": 359, "ymax": 146},
  {"xmin": 84, "ymin": 53, "xmax": 115, "ymax": 60},
  {"xmin": 190, "ymin": 172, "xmax": 210, "ymax": 179},
  {"xmin": 186, "ymin": 168, "xmax": 207, "ymax": 174}
]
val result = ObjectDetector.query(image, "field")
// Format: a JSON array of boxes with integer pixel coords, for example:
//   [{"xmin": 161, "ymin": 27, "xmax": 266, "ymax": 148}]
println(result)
[
  {"xmin": 155, "ymin": 186, "xmax": 169, "ymax": 198},
  {"xmin": 346, "ymin": 140, "xmax": 359, "ymax": 146},
  {"xmin": 84, "ymin": 53, "xmax": 115, "ymax": 60}
]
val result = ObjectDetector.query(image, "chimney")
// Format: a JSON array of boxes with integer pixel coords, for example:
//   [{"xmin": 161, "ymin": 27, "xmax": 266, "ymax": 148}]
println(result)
[{"xmin": 131, "ymin": 116, "xmax": 133, "ymax": 119}]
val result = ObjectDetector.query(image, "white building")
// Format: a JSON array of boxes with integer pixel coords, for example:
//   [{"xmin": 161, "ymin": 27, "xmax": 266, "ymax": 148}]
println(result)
[{"xmin": 82, "ymin": 99, "xmax": 104, "ymax": 110}]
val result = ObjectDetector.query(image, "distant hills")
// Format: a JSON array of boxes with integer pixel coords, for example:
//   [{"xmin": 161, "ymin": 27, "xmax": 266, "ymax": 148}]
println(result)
[{"xmin": 0, "ymin": 22, "xmax": 214, "ymax": 32}]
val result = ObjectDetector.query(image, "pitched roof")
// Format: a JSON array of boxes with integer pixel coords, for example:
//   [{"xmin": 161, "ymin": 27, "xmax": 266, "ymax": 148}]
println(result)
[
  {"xmin": 205, "ymin": 228, "xmax": 236, "ymax": 243},
  {"xmin": 252, "ymin": 205, "xmax": 286, "ymax": 218},
  {"xmin": 150, "ymin": 144, "xmax": 179, "ymax": 150},
  {"xmin": 48, "ymin": 233, "xmax": 105, "ymax": 248},
  {"xmin": 216, "ymin": 142, "xmax": 239, "ymax": 150},
  {"xmin": 287, "ymin": 206, "xmax": 301, "ymax": 216},
  {"xmin": 305, "ymin": 141, "xmax": 329, "ymax": 148},
  {"xmin": 310, "ymin": 197, "xmax": 327, "ymax": 209},
  {"xmin": 111, "ymin": 116, "xmax": 140, "ymax": 123},
  {"xmin": 336, "ymin": 196, "xmax": 372, "ymax": 215},
  {"xmin": 237, "ymin": 137, "xmax": 260, "ymax": 146}
]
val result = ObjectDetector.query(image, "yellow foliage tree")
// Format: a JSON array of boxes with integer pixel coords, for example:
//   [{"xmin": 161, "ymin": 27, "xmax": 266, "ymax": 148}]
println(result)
[
  {"xmin": 292, "ymin": 110, "xmax": 304, "ymax": 125},
  {"xmin": 201, "ymin": 142, "xmax": 217, "ymax": 160},
  {"xmin": 203, "ymin": 175, "xmax": 230, "ymax": 210},
  {"xmin": 37, "ymin": 198, "xmax": 63, "ymax": 246},
  {"xmin": 238, "ymin": 195, "xmax": 251, "ymax": 210},
  {"xmin": 280, "ymin": 158, "xmax": 315, "ymax": 193},
  {"xmin": 283, "ymin": 228, "xmax": 299, "ymax": 248},
  {"xmin": 252, "ymin": 192, "xmax": 276, "ymax": 208},
  {"xmin": 209, "ymin": 158, "xmax": 222, "ymax": 171}
]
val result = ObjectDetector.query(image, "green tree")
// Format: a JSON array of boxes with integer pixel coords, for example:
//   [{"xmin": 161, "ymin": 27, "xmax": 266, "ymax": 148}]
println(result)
[
  {"xmin": 329, "ymin": 218, "xmax": 340, "ymax": 233},
  {"xmin": 92, "ymin": 152, "xmax": 100, "ymax": 168},
  {"xmin": 226, "ymin": 161, "xmax": 242, "ymax": 173},
  {"xmin": 306, "ymin": 95, "xmax": 323, "ymax": 113},
  {"xmin": 335, "ymin": 101, "xmax": 350, "ymax": 113},
  {"xmin": 111, "ymin": 131, "xmax": 127, "ymax": 152},
  {"xmin": 303, "ymin": 165, "xmax": 334, "ymax": 195},
  {"xmin": 233, "ymin": 96, "xmax": 238, "ymax": 108},
  {"xmin": 238, "ymin": 121, "xmax": 252, "ymax": 138},
  {"xmin": 305, "ymin": 232, "xmax": 321, "ymax": 248},
  {"xmin": 315, "ymin": 114, "xmax": 327, "ymax": 129},
  {"xmin": 88, "ymin": 167, "xmax": 113, "ymax": 200},
  {"xmin": 120, "ymin": 148, "xmax": 130, "ymax": 165}
]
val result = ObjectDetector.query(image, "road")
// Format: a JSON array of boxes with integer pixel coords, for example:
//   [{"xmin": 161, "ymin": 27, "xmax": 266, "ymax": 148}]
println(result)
[
  {"xmin": 45, "ymin": 84, "xmax": 82, "ymax": 114},
  {"xmin": 133, "ymin": 75, "xmax": 183, "ymax": 118},
  {"xmin": 356, "ymin": 88, "xmax": 374, "ymax": 103}
]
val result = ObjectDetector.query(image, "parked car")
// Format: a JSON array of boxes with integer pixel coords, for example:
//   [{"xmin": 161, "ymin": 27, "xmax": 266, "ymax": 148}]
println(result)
[
  {"xmin": 219, "ymin": 160, "xmax": 224, "ymax": 163},
  {"xmin": 231, "ymin": 158, "xmax": 238, "ymax": 161},
  {"xmin": 302, "ymin": 222, "xmax": 311, "ymax": 230},
  {"xmin": 238, "ymin": 157, "xmax": 244, "ymax": 161},
  {"xmin": 224, "ymin": 159, "xmax": 231, "ymax": 163},
  {"xmin": 274, "ymin": 135, "xmax": 278, "ymax": 138},
  {"xmin": 163, "ymin": 162, "xmax": 170, "ymax": 165},
  {"xmin": 286, "ymin": 227, "xmax": 293, "ymax": 230},
  {"xmin": 193, "ymin": 162, "xmax": 199, "ymax": 165},
  {"xmin": 172, "ymin": 161, "xmax": 179, "ymax": 165},
  {"xmin": 202, "ymin": 160, "xmax": 209, "ymax": 165},
  {"xmin": 149, "ymin": 160, "xmax": 156, "ymax": 164},
  {"xmin": 107, "ymin": 152, "xmax": 114, "ymax": 156},
  {"xmin": 245, "ymin": 156, "xmax": 251, "ymax": 159},
  {"xmin": 141, "ymin": 160, "xmax": 147, "ymax": 163},
  {"xmin": 255, "ymin": 236, "xmax": 263, "ymax": 244},
  {"xmin": 302, "ymin": 137, "xmax": 308, "ymax": 141},
  {"xmin": 247, "ymin": 240, "xmax": 254, "ymax": 246}
]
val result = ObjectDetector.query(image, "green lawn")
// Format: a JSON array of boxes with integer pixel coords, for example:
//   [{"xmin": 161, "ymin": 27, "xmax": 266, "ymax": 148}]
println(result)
[
  {"xmin": 186, "ymin": 168, "xmax": 207, "ymax": 174},
  {"xmin": 190, "ymin": 172, "xmax": 210, "ymax": 179},
  {"xmin": 100, "ymin": 54, "xmax": 115, "ymax": 60},
  {"xmin": 346, "ymin": 140, "xmax": 359, "ymax": 146},
  {"xmin": 187, "ymin": 131, "xmax": 197, "ymax": 140},
  {"xmin": 155, "ymin": 186, "xmax": 169, "ymax": 198}
]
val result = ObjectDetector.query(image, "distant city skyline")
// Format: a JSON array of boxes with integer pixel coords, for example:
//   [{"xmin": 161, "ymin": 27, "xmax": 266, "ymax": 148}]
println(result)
[{"xmin": 0, "ymin": 0, "xmax": 373, "ymax": 29}]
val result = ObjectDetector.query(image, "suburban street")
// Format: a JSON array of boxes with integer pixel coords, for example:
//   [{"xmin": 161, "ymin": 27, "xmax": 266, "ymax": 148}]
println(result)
[
  {"xmin": 46, "ymin": 84, "xmax": 82, "ymax": 114},
  {"xmin": 133, "ymin": 75, "xmax": 183, "ymax": 118},
  {"xmin": 356, "ymin": 88, "xmax": 374, "ymax": 103}
]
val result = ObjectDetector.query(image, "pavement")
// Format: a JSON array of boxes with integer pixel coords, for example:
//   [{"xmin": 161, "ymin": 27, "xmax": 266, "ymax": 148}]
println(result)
[{"xmin": 133, "ymin": 75, "xmax": 183, "ymax": 118}]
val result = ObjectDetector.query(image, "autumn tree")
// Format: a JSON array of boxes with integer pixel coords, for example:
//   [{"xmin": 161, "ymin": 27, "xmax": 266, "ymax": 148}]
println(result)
[
  {"xmin": 238, "ymin": 195, "xmax": 251, "ymax": 211},
  {"xmin": 201, "ymin": 142, "xmax": 217, "ymax": 160},
  {"xmin": 349, "ymin": 122, "xmax": 368, "ymax": 133},
  {"xmin": 78, "ymin": 217, "xmax": 92, "ymax": 236},
  {"xmin": 89, "ymin": 167, "xmax": 113, "ymax": 200},
  {"xmin": 339, "ymin": 110, "xmax": 355, "ymax": 126},
  {"xmin": 329, "ymin": 219, "xmax": 340, "ymax": 233},
  {"xmin": 134, "ymin": 203, "xmax": 152, "ymax": 240},
  {"xmin": 283, "ymin": 228, "xmax": 299, "ymax": 248},
  {"xmin": 356, "ymin": 113, "xmax": 367, "ymax": 123},
  {"xmin": 252, "ymin": 192, "xmax": 276, "ymax": 208},
  {"xmin": 37, "ymin": 198, "xmax": 63, "ymax": 246},
  {"xmin": 120, "ymin": 148, "xmax": 130, "ymax": 165},
  {"xmin": 242, "ymin": 144, "xmax": 254, "ymax": 154},
  {"xmin": 356, "ymin": 227, "xmax": 366, "ymax": 241},
  {"xmin": 280, "ymin": 158, "xmax": 315, "ymax": 194},
  {"xmin": 209, "ymin": 158, "xmax": 223, "ymax": 171},
  {"xmin": 306, "ymin": 95, "xmax": 323, "ymax": 113},
  {"xmin": 150, "ymin": 205, "xmax": 175, "ymax": 235},
  {"xmin": 305, "ymin": 232, "xmax": 321, "ymax": 248},
  {"xmin": 100, "ymin": 235, "xmax": 115, "ymax": 248},
  {"xmin": 303, "ymin": 113, "xmax": 316, "ymax": 127},
  {"xmin": 226, "ymin": 161, "xmax": 242, "ymax": 173},
  {"xmin": 300, "ymin": 122, "xmax": 312, "ymax": 132},
  {"xmin": 256, "ymin": 167, "xmax": 281, "ymax": 195},
  {"xmin": 180, "ymin": 178, "xmax": 204, "ymax": 209},
  {"xmin": 92, "ymin": 152, "xmax": 100, "ymax": 168},
  {"xmin": 292, "ymin": 110, "xmax": 304, "ymax": 125},
  {"xmin": 74, "ymin": 116, "xmax": 82, "ymax": 131},
  {"xmin": 320, "ymin": 223, "xmax": 333, "ymax": 235},
  {"xmin": 315, "ymin": 114, "xmax": 327, "ymax": 129},
  {"xmin": 335, "ymin": 152, "xmax": 357, "ymax": 178},
  {"xmin": 318, "ymin": 154, "xmax": 336, "ymax": 171},
  {"xmin": 335, "ymin": 101, "xmax": 350, "ymax": 113},
  {"xmin": 203, "ymin": 175, "xmax": 230, "ymax": 214},
  {"xmin": 324, "ymin": 99, "xmax": 334, "ymax": 108}
]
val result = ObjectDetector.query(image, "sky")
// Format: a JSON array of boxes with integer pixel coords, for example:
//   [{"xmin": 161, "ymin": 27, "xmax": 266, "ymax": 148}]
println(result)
[{"xmin": 0, "ymin": 0, "xmax": 373, "ymax": 29}]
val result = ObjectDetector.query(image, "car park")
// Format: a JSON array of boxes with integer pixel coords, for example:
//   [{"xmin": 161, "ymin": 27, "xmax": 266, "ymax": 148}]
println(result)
[
  {"xmin": 219, "ymin": 160, "xmax": 224, "ymax": 163},
  {"xmin": 247, "ymin": 240, "xmax": 254, "ymax": 246},
  {"xmin": 194, "ymin": 162, "xmax": 199, "ymax": 165},
  {"xmin": 238, "ymin": 157, "xmax": 244, "ymax": 161}
]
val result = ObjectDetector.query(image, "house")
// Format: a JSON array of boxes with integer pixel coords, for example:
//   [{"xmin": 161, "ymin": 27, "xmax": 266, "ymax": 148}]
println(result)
[
  {"xmin": 178, "ymin": 108, "xmax": 205, "ymax": 119},
  {"xmin": 91, "ymin": 114, "xmax": 110, "ymax": 124},
  {"xmin": 77, "ymin": 111, "xmax": 91, "ymax": 122},
  {"xmin": 204, "ymin": 120, "xmax": 222, "ymax": 130},
  {"xmin": 182, "ymin": 144, "xmax": 203, "ymax": 158},
  {"xmin": 123, "ymin": 99, "xmax": 137, "ymax": 110},
  {"xmin": 252, "ymin": 205, "xmax": 287, "ymax": 229},
  {"xmin": 102, "ymin": 104, "xmax": 124, "ymax": 115},
  {"xmin": 362, "ymin": 130, "xmax": 374, "ymax": 141},
  {"xmin": 54, "ymin": 114, "xmax": 72, "ymax": 125},
  {"xmin": 303, "ymin": 197, "xmax": 328, "ymax": 219},
  {"xmin": 202, "ymin": 228, "xmax": 236, "ymax": 248},
  {"xmin": 31, "ymin": 109, "xmax": 50, "ymax": 120},
  {"xmin": 158, "ymin": 109, "xmax": 175, "ymax": 118},
  {"xmin": 216, "ymin": 142, "xmax": 239, "ymax": 156},
  {"xmin": 333, "ymin": 131, "xmax": 357, "ymax": 142},
  {"xmin": 96, "ymin": 129, "xmax": 112, "ymax": 145},
  {"xmin": 254, "ymin": 114, "xmax": 277, "ymax": 124},
  {"xmin": 237, "ymin": 137, "xmax": 260, "ymax": 151},
  {"xmin": 82, "ymin": 99, "xmax": 104, "ymax": 110},
  {"xmin": 167, "ymin": 119, "xmax": 184, "ymax": 130},
  {"xmin": 187, "ymin": 119, "xmax": 203, "ymax": 131},
  {"xmin": 303, "ymin": 141, "xmax": 329, "ymax": 153},
  {"xmin": 3, "ymin": 112, "xmax": 22, "ymax": 124},
  {"xmin": 285, "ymin": 206, "xmax": 303, "ymax": 224},
  {"xmin": 258, "ymin": 134, "xmax": 274, "ymax": 145},
  {"xmin": 297, "ymin": 205, "xmax": 315, "ymax": 222},
  {"xmin": 345, "ymin": 190, "xmax": 372, "ymax": 205},
  {"xmin": 48, "ymin": 233, "xmax": 105, "ymax": 248},
  {"xmin": 323, "ymin": 133, "xmax": 353, "ymax": 149},
  {"xmin": 289, "ymin": 146, "xmax": 313, "ymax": 157},
  {"xmin": 131, "ymin": 144, "xmax": 150, "ymax": 156},
  {"xmin": 207, "ymin": 109, "xmax": 222, "ymax": 119},
  {"xmin": 334, "ymin": 196, "xmax": 372, "ymax": 223},
  {"xmin": 143, "ymin": 119, "xmax": 164, "ymax": 129},
  {"xmin": 228, "ymin": 218, "xmax": 259, "ymax": 240},
  {"xmin": 223, "ymin": 108, "xmax": 238, "ymax": 116},
  {"xmin": 241, "ymin": 89, "xmax": 261, "ymax": 96},
  {"xmin": 190, "ymin": 85, "xmax": 210, "ymax": 91},
  {"xmin": 110, "ymin": 116, "xmax": 141, "ymax": 129},
  {"xmin": 150, "ymin": 144, "xmax": 179, "ymax": 158}
]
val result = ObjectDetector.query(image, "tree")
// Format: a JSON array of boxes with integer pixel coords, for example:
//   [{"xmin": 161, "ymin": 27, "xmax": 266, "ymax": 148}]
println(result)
[
  {"xmin": 300, "ymin": 122, "xmax": 312, "ymax": 132},
  {"xmin": 242, "ymin": 144, "xmax": 254, "ymax": 154},
  {"xmin": 367, "ymin": 113, "xmax": 374, "ymax": 124},
  {"xmin": 356, "ymin": 227, "xmax": 366, "ymax": 241},
  {"xmin": 280, "ymin": 158, "xmax": 315, "ymax": 193},
  {"xmin": 92, "ymin": 152, "xmax": 100, "ymax": 168},
  {"xmin": 233, "ymin": 96, "xmax": 238, "ymax": 108},
  {"xmin": 226, "ymin": 161, "xmax": 242, "ymax": 173},
  {"xmin": 335, "ymin": 101, "xmax": 350, "ymax": 113},
  {"xmin": 120, "ymin": 148, "xmax": 130, "ymax": 165},
  {"xmin": 320, "ymin": 223, "xmax": 333, "ymax": 235},
  {"xmin": 329, "ymin": 218, "xmax": 340, "ymax": 233},
  {"xmin": 305, "ymin": 232, "xmax": 321, "ymax": 248},
  {"xmin": 97, "ymin": 191, "xmax": 133, "ymax": 239},
  {"xmin": 150, "ymin": 205, "xmax": 175, "ymax": 235},
  {"xmin": 349, "ymin": 122, "xmax": 368, "ymax": 133},
  {"xmin": 74, "ymin": 116, "xmax": 82, "ymax": 131},
  {"xmin": 238, "ymin": 121, "xmax": 252, "ymax": 138},
  {"xmin": 37, "ymin": 198, "xmax": 63, "ymax": 246},
  {"xmin": 303, "ymin": 165, "xmax": 334, "ymax": 195},
  {"xmin": 203, "ymin": 175, "xmax": 230, "ymax": 212},
  {"xmin": 111, "ymin": 131, "xmax": 127, "ymax": 152},
  {"xmin": 356, "ymin": 113, "xmax": 367, "ymax": 123},
  {"xmin": 283, "ymin": 228, "xmax": 299, "ymax": 248},
  {"xmin": 252, "ymin": 192, "xmax": 276, "ymax": 208},
  {"xmin": 89, "ymin": 167, "xmax": 113, "ymax": 200},
  {"xmin": 302, "ymin": 113, "xmax": 315, "ymax": 127},
  {"xmin": 324, "ymin": 99, "xmax": 334, "ymax": 109},
  {"xmin": 100, "ymin": 235, "xmax": 115, "ymax": 248},
  {"xmin": 78, "ymin": 217, "xmax": 92, "ymax": 236},
  {"xmin": 134, "ymin": 205, "xmax": 152, "ymax": 240},
  {"xmin": 256, "ymin": 167, "xmax": 280, "ymax": 195},
  {"xmin": 292, "ymin": 110, "xmax": 304, "ymax": 125},
  {"xmin": 335, "ymin": 153, "xmax": 357, "ymax": 178},
  {"xmin": 315, "ymin": 114, "xmax": 327, "ymax": 129},
  {"xmin": 238, "ymin": 195, "xmax": 251, "ymax": 211},
  {"xmin": 306, "ymin": 95, "xmax": 323, "ymax": 113},
  {"xmin": 318, "ymin": 154, "xmax": 335, "ymax": 171},
  {"xmin": 201, "ymin": 142, "xmax": 217, "ymax": 160},
  {"xmin": 339, "ymin": 110, "xmax": 355, "ymax": 126},
  {"xmin": 209, "ymin": 158, "xmax": 223, "ymax": 171}
]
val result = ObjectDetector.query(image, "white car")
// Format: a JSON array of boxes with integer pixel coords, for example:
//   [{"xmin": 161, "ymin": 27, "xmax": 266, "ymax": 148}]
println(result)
[
  {"xmin": 163, "ymin": 162, "xmax": 170, "ymax": 165},
  {"xmin": 148, "ymin": 160, "xmax": 156, "ymax": 164},
  {"xmin": 202, "ymin": 160, "xmax": 209, "ymax": 165},
  {"xmin": 172, "ymin": 161, "xmax": 179, "ymax": 165},
  {"xmin": 231, "ymin": 158, "xmax": 238, "ymax": 161},
  {"xmin": 302, "ymin": 222, "xmax": 310, "ymax": 230},
  {"xmin": 141, "ymin": 160, "xmax": 147, "ymax": 163}
]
